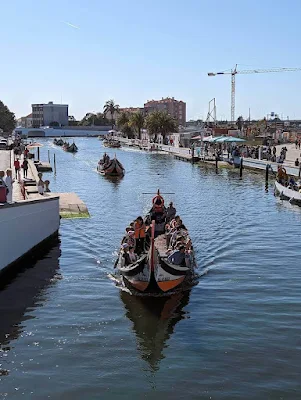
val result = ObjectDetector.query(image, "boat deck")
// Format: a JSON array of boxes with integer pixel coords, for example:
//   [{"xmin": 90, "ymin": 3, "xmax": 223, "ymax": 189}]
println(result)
[{"xmin": 154, "ymin": 234, "xmax": 169, "ymax": 257}]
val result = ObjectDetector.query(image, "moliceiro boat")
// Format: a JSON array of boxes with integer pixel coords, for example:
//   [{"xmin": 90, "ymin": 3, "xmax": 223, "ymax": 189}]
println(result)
[
  {"xmin": 63, "ymin": 142, "xmax": 78, "ymax": 153},
  {"xmin": 97, "ymin": 153, "xmax": 125, "ymax": 176},
  {"xmin": 115, "ymin": 191, "xmax": 196, "ymax": 294},
  {"xmin": 103, "ymin": 139, "xmax": 121, "ymax": 148},
  {"xmin": 53, "ymin": 138, "xmax": 64, "ymax": 146}
]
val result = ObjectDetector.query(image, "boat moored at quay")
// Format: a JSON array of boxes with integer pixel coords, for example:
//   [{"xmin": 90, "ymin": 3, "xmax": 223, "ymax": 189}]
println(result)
[
  {"xmin": 0, "ymin": 197, "xmax": 60, "ymax": 273},
  {"xmin": 115, "ymin": 191, "xmax": 196, "ymax": 294}
]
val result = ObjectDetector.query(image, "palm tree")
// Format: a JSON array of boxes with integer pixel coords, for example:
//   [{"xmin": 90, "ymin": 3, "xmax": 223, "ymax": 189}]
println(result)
[
  {"xmin": 145, "ymin": 111, "xmax": 178, "ymax": 142},
  {"xmin": 129, "ymin": 112, "xmax": 144, "ymax": 139},
  {"xmin": 103, "ymin": 99, "xmax": 119, "ymax": 129},
  {"xmin": 117, "ymin": 111, "xmax": 130, "ymax": 130}
]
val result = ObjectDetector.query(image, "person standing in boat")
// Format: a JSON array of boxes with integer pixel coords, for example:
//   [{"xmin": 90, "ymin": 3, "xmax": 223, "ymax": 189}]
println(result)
[
  {"xmin": 134, "ymin": 216, "xmax": 146, "ymax": 255},
  {"xmin": 166, "ymin": 202, "xmax": 176, "ymax": 223}
]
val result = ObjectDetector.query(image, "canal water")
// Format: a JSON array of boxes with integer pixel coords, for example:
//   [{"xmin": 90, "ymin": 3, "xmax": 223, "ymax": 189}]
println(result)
[{"xmin": 1, "ymin": 138, "xmax": 301, "ymax": 399}]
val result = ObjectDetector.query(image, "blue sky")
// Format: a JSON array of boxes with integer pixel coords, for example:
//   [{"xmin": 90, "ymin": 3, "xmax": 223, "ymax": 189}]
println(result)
[{"xmin": 1, "ymin": 0, "xmax": 301, "ymax": 121}]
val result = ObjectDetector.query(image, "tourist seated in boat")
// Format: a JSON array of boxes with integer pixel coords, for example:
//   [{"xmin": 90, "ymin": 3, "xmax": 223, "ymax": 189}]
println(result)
[
  {"xmin": 128, "ymin": 246, "xmax": 138, "ymax": 263},
  {"xmin": 119, "ymin": 243, "xmax": 131, "ymax": 267},
  {"xmin": 169, "ymin": 215, "xmax": 180, "ymax": 229},
  {"xmin": 122, "ymin": 228, "xmax": 136, "ymax": 248},
  {"xmin": 176, "ymin": 219, "xmax": 187, "ymax": 230},
  {"xmin": 134, "ymin": 216, "xmax": 146, "ymax": 255},
  {"xmin": 288, "ymin": 177, "xmax": 297, "ymax": 190},
  {"xmin": 167, "ymin": 245, "xmax": 186, "ymax": 266},
  {"xmin": 166, "ymin": 202, "xmax": 176, "ymax": 223},
  {"xmin": 277, "ymin": 166, "xmax": 288, "ymax": 184}
]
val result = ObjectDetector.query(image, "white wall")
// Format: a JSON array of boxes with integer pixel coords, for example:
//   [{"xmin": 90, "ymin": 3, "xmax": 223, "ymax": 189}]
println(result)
[{"xmin": 0, "ymin": 197, "xmax": 60, "ymax": 272}]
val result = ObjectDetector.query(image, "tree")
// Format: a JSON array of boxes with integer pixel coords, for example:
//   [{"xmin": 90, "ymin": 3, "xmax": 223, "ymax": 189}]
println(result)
[
  {"xmin": 0, "ymin": 101, "xmax": 16, "ymax": 133},
  {"xmin": 145, "ymin": 111, "xmax": 178, "ymax": 141},
  {"xmin": 116, "ymin": 112, "xmax": 135, "ymax": 138},
  {"xmin": 103, "ymin": 99, "xmax": 119, "ymax": 129},
  {"xmin": 117, "ymin": 111, "xmax": 130, "ymax": 130},
  {"xmin": 129, "ymin": 112, "xmax": 144, "ymax": 139},
  {"xmin": 78, "ymin": 112, "xmax": 110, "ymax": 126},
  {"xmin": 49, "ymin": 121, "xmax": 59, "ymax": 127}
]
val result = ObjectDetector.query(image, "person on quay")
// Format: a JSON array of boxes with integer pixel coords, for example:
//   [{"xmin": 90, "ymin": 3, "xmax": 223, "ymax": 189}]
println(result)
[
  {"xmin": 0, "ymin": 170, "xmax": 8, "ymax": 203},
  {"xmin": 22, "ymin": 158, "xmax": 29, "ymax": 178},
  {"xmin": 24, "ymin": 147, "xmax": 29, "ymax": 159},
  {"xmin": 166, "ymin": 201, "xmax": 176, "ymax": 223},
  {"xmin": 134, "ymin": 216, "xmax": 146, "ymax": 255},
  {"xmin": 14, "ymin": 158, "xmax": 20, "ymax": 180},
  {"xmin": 295, "ymin": 158, "xmax": 299, "ymax": 167},
  {"xmin": 4, "ymin": 169, "xmax": 14, "ymax": 203}
]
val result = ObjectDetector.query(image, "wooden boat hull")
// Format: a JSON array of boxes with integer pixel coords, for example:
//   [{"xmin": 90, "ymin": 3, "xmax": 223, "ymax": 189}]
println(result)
[
  {"xmin": 275, "ymin": 181, "xmax": 301, "ymax": 205},
  {"xmin": 118, "ymin": 255, "xmax": 151, "ymax": 292},
  {"xmin": 97, "ymin": 158, "xmax": 124, "ymax": 177},
  {"xmin": 154, "ymin": 258, "xmax": 190, "ymax": 292},
  {"xmin": 103, "ymin": 141, "xmax": 121, "ymax": 148}
]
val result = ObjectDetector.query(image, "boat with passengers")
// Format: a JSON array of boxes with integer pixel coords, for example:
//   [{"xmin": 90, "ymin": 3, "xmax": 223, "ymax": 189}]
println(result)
[
  {"xmin": 275, "ymin": 165, "xmax": 301, "ymax": 206},
  {"xmin": 115, "ymin": 190, "xmax": 196, "ymax": 294},
  {"xmin": 97, "ymin": 153, "xmax": 124, "ymax": 177}
]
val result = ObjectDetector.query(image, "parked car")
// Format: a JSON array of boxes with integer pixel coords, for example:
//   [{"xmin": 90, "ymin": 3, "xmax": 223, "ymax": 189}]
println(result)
[{"xmin": 0, "ymin": 138, "xmax": 8, "ymax": 149}]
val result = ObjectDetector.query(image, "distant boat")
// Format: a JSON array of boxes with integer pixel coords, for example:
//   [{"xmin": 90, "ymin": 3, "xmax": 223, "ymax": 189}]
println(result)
[
  {"xmin": 97, "ymin": 155, "xmax": 124, "ymax": 177},
  {"xmin": 53, "ymin": 138, "xmax": 64, "ymax": 146},
  {"xmin": 103, "ymin": 139, "xmax": 121, "ymax": 148},
  {"xmin": 63, "ymin": 142, "xmax": 78, "ymax": 153}
]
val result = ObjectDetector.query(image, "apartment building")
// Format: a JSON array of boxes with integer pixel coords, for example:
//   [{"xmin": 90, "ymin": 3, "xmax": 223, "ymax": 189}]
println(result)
[
  {"xmin": 32, "ymin": 102, "xmax": 68, "ymax": 128},
  {"xmin": 144, "ymin": 97, "xmax": 186, "ymax": 126}
]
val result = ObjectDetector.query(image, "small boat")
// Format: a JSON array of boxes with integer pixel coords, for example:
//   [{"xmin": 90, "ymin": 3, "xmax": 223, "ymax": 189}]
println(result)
[
  {"xmin": 275, "ymin": 180, "xmax": 301, "ymax": 205},
  {"xmin": 97, "ymin": 155, "xmax": 125, "ymax": 177},
  {"xmin": 53, "ymin": 138, "xmax": 64, "ymax": 146},
  {"xmin": 115, "ymin": 191, "xmax": 196, "ymax": 294},
  {"xmin": 63, "ymin": 142, "xmax": 78, "ymax": 153},
  {"xmin": 103, "ymin": 139, "xmax": 121, "ymax": 148}
]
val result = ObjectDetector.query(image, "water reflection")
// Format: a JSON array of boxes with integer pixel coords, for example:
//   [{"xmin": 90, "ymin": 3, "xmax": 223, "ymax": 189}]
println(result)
[
  {"xmin": 120, "ymin": 290, "xmax": 191, "ymax": 372},
  {"xmin": 0, "ymin": 237, "xmax": 61, "ymax": 346}
]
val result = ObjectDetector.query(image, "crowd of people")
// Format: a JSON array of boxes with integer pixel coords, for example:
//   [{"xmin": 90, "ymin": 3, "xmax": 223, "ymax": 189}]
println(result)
[{"xmin": 118, "ymin": 195, "xmax": 193, "ymax": 268}]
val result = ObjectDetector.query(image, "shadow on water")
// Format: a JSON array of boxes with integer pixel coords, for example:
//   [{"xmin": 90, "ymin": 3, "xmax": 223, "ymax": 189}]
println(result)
[
  {"xmin": 0, "ymin": 237, "xmax": 61, "ymax": 347},
  {"xmin": 102, "ymin": 174, "xmax": 123, "ymax": 188},
  {"xmin": 120, "ymin": 290, "xmax": 191, "ymax": 372}
]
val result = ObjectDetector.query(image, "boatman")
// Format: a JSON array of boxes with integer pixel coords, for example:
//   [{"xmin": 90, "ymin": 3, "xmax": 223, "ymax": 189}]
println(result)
[{"xmin": 167, "ymin": 245, "xmax": 186, "ymax": 266}]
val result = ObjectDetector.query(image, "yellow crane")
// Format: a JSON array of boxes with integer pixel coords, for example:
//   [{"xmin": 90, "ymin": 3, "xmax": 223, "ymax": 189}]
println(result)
[{"xmin": 208, "ymin": 65, "xmax": 301, "ymax": 122}]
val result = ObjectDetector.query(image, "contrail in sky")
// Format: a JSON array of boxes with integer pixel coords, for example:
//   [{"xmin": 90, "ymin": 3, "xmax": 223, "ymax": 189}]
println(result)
[{"xmin": 62, "ymin": 21, "xmax": 80, "ymax": 29}]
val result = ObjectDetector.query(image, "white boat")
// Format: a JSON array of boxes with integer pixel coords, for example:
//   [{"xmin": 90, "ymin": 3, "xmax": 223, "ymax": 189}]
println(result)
[
  {"xmin": 0, "ymin": 197, "xmax": 60, "ymax": 273},
  {"xmin": 274, "ymin": 180, "xmax": 301, "ymax": 205}
]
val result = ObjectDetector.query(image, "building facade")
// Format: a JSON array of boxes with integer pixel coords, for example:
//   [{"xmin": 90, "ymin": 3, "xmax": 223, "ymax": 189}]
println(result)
[
  {"xmin": 32, "ymin": 102, "xmax": 68, "ymax": 128},
  {"xmin": 144, "ymin": 97, "xmax": 186, "ymax": 126},
  {"xmin": 17, "ymin": 113, "xmax": 33, "ymax": 128}
]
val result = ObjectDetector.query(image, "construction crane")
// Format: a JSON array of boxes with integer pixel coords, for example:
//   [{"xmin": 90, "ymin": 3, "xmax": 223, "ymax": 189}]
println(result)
[{"xmin": 208, "ymin": 65, "xmax": 301, "ymax": 122}]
